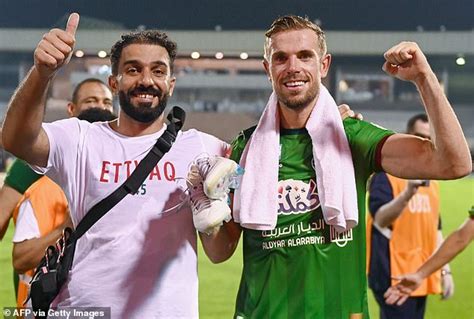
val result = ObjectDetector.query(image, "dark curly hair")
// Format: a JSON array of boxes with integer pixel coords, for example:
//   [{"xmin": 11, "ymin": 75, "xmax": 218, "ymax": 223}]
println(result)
[{"xmin": 110, "ymin": 30, "xmax": 177, "ymax": 75}]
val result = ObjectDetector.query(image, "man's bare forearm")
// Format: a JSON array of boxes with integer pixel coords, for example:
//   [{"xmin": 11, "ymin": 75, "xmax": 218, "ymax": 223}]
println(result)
[
  {"xmin": 417, "ymin": 219, "xmax": 474, "ymax": 279},
  {"xmin": 380, "ymin": 43, "xmax": 471, "ymax": 180},
  {"xmin": 3, "ymin": 14, "xmax": 79, "ymax": 166},
  {"xmin": 199, "ymin": 220, "xmax": 242, "ymax": 264},
  {"xmin": 374, "ymin": 188, "xmax": 414, "ymax": 228},
  {"xmin": 415, "ymin": 72, "xmax": 472, "ymax": 178},
  {"xmin": 2, "ymin": 67, "xmax": 51, "ymax": 165},
  {"xmin": 12, "ymin": 225, "xmax": 64, "ymax": 273}
]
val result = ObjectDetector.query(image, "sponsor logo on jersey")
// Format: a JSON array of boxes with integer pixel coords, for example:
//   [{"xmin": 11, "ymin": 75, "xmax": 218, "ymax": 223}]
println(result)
[
  {"xmin": 262, "ymin": 219, "xmax": 326, "ymax": 239},
  {"xmin": 330, "ymin": 226, "xmax": 353, "ymax": 247},
  {"xmin": 277, "ymin": 179, "xmax": 320, "ymax": 215},
  {"xmin": 99, "ymin": 160, "xmax": 176, "ymax": 183}
]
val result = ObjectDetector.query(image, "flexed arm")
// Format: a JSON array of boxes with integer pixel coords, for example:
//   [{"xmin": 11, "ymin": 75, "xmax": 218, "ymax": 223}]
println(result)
[
  {"xmin": 2, "ymin": 13, "xmax": 80, "ymax": 167},
  {"xmin": 380, "ymin": 42, "xmax": 471, "ymax": 179}
]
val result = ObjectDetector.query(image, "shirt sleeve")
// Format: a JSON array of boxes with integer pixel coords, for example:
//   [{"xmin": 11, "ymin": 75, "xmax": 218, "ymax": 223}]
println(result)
[
  {"xmin": 343, "ymin": 118, "xmax": 395, "ymax": 174},
  {"xmin": 368, "ymin": 172, "xmax": 394, "ymax": 217},
  {"xmin": 29, "ymin": 118, "xmax": 83, "ymax": 186},
  {"xmin": 198, "ymin": 132, "xmax": 229, "ymax": 157},
  {"xmin": 12, "ymin": 199, "xmax": 41, "ymax": 243},
  {"xmin": 229, "ymin": 126, "xmax": 256, "ymax": 164},
  {"xmin": 4, "ymin": 159, "xmax": 42, "ymax": 194}
]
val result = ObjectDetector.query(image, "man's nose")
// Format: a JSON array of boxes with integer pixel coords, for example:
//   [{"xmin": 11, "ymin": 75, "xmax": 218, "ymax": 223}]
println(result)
[
  {"xmin": 139, "ymin": 69, "xmax": 154, "ymax": 86},
  {"xmin": 96, "ymin": 101, "xmax": 108, "ymax": 109},
  {"xmin": 286, "ymin": 55, "xmax": 301, "ymax": 73}
]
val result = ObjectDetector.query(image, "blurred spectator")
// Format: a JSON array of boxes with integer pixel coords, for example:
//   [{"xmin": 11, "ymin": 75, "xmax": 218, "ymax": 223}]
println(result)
[{"xmin": 384, "ymin": 206, "xmax": 474, "ymax": 306}]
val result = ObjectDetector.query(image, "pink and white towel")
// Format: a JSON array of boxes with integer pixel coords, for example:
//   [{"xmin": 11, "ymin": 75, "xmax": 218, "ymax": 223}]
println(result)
[{"xmin": 233, "ymin": 85, "xmax": 358, "ymax": 232}]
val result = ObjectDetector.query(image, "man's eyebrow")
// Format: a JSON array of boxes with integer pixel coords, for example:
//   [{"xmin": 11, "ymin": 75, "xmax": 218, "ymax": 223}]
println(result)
[
  {"xmin": 81, "ymin": 96, "xmax": 98, "ymax": 100},
  {"xmin": 272, "ymin": 51, "xmax": 287, "ymax": 58},
  {"xmin": 297, "ymin": 49, "xmax": 316, "ymax": 56},
  {"xmin": 122, "ymin": 59, "xmax": 140, "ymax": 66},
  {"xmin": 272, "ymin": 49, "xmax": 316, "ymax": 57},
  {"xmin": 123, "ymin": 60, "xmax": 168, "ymax": 68}
]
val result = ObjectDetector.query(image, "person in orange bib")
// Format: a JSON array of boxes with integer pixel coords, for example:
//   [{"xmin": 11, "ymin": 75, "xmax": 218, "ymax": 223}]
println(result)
[
  {"xmin": 384, "ymin": 206, "xmax": 474, "ymax": 306},
  {"xmin": 12, "ymin": 176, "xmax": 71, "ymax": 311},
  {"xmin": 367, "ymin": 113, "xmax": 454, "ymax": 319}
]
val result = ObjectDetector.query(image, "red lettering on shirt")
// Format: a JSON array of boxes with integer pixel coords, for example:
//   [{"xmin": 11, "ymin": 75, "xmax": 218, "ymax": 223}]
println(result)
[
  {"xmin": 99, "ymin": 160, "xmax": 177, "ymax": 183},
  {"xmin": 149, "ymin": 166, "xmax": 162, "ymax": 181},
  {"xmin": 164, "ymin": 162, "xmax": 176, "ymax": 181},
  {"xmin": 100, "ymin": 161, "xmax": 110, "ymax": 182},
  {"xmin": 112, "ymin": 162, "xmax": 122, "ymax": 183},
  {"xmin": 124, "ymin": 160, "xmax": 132, "ymax": 178}
]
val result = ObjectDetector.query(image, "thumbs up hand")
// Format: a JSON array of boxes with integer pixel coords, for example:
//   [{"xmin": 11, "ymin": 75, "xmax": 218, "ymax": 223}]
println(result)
[{"xmin": 34, "ymin": 13, "xmax": 80, "ymax": 79}]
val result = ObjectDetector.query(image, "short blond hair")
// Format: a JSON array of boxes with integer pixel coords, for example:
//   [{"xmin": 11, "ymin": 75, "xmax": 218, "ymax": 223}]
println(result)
[{"xmin": 264, "ymin": 15, "xmax": 327, "ymax": 60}]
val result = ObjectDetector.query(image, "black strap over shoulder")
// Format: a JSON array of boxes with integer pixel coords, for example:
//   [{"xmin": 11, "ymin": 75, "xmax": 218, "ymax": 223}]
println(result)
[{"xmin": 71, "ymin": 106, "xmax": 185, "ymax": 242}]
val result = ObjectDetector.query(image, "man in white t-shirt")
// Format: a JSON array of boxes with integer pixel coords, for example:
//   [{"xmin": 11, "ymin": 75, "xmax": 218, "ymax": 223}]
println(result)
[{"xmin": 2, "ymin": 13, "xmax": 228, "ymax": 318}]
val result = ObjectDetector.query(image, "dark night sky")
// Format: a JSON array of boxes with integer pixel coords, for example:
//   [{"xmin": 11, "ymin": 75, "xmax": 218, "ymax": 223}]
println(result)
[{"xmin": 0, "ymin": 0, "xmax": 473, "ymax": 31}]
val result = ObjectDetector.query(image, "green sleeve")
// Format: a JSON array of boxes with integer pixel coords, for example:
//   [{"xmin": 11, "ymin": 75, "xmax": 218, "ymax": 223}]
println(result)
[
  {"xmin": 230, "ymin": 126, "xmax": 256, "ymax": 164},
  {"xmin": 4, "ymin": 159, "xmax": 42, "ymax": 194},
  {"xmin": 343, "ymin": 118, "xmax": 395, "ymax": 175}
]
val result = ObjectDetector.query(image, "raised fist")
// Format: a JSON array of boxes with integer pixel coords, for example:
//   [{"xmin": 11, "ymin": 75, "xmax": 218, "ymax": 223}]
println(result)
[{"xmin": 382, "ymin": 41, "xmax": 432, "ymax": 83}]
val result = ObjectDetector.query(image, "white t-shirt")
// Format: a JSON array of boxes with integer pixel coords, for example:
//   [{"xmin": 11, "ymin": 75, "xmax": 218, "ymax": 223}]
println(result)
[
  {"xmin": 33, "ymin": 118, "xmax": 227, "ymax": 318},
  {"xmin": 12, "ymin": 199, "xmax": 39, "ymax": 311},
  {"xmin": 12, "ymin": 199, "xmax": 41, "ymax": 243}
]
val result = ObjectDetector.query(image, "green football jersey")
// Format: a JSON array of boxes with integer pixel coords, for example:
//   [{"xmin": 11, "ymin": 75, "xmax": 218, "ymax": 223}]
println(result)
[{"xmin": 230, "ymin": 118, "xmax": 393, "ymax": 319}]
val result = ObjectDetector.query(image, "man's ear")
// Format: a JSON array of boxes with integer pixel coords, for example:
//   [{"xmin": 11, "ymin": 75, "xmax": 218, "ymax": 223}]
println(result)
[
  {"xmin": 168, "ymin": 76, "xmax": 176, "ymax": 97},
  {"xmin": 108, "ymin": 75, "xmax": 119, "ymax": 94},
  {"xmin": 66, "ymin": 102, "xmax": 75, "ymax": 117},
  {"xmin": 263, "ymin": 59, "xmax": 271, "ymax": 82},
  {"xmin": 320, "ymin": 54, "xmax": 332, "ymax": 78}
]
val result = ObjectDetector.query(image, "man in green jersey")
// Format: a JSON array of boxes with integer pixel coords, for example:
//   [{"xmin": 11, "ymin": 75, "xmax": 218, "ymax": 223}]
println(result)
[{"xmin": 197, "ymin": 15, "xmax": 471, "ymax": 319}]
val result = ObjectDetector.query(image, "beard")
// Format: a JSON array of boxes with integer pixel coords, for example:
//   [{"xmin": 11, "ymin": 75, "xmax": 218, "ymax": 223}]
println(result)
[
  {"xmin": 275, "ymin": 80, "xmax": 319, "ymax": 110},
  {"xmin": 119, "ymin": 85, "xmax": 169, "ymax": 123}
]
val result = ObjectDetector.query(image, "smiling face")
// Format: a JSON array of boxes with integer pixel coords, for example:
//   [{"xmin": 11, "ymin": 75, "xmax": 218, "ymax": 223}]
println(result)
[
  {"xmin": 108, "ymin": 43, "xmax": 176, "ymax": 123},
  {"xmin": 264, "ymin": 29, "xmax": 331, "ymax": 111}
]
